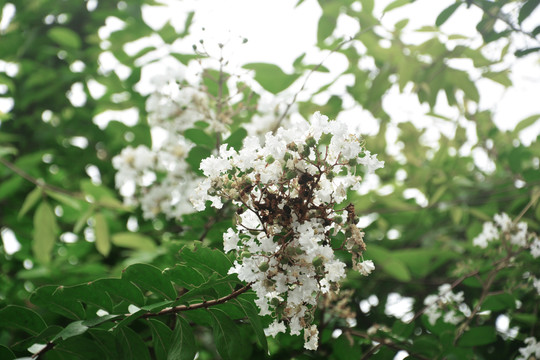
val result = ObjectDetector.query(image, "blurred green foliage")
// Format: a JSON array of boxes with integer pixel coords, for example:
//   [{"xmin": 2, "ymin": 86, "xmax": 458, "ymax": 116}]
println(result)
[{"xmin": 1, "ymin": 0, "xmax": 540, "ymax": 359}]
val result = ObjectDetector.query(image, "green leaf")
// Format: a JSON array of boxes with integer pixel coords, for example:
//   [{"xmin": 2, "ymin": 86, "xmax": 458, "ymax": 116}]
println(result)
[
  {"xmin": 94, "ymin": 213, "xmax": 111, "ymax": 257},
  {"xmin": 483, "ymin": 71, "xmax": 512, "ymax": 87},
  {"xmin": 170, "ymin": 52, "xmax": 201, "ymax": 65},
  {"xmin": 332, "ymin": 335, "xmax": 363, "ymax": 359},
  {"xmin": 178, "ymin": 246, "xmax": 234, "ymax": 277},
  {"xmin": 93, "ymin": 278, "xmax": 145, "ymax": 307},
  {"xmin": 436, "ymin": 2, "xmax": 461, "ymax": 27},
  {"xmin": 62, "ymin": 283, "xmax": 114, "ymax": 313},
  {"xmin": 243, "ymin": 63, "xmax": 300, "ymax": 94},
  {"xmin": 186, "ymin": 145, "xmax": 211, "ymax": 176},
  {"xmin": 47, "ymin": 27, "xmax": 81, "ymax": 49},
  {"xmin": 158, "ymin": 22, "xmax": 178, "ymax": 44},
  {"xmin": 515, "ymin": 47, "xmax": 540, "ymax": 57},
  {"xmin": 0, "ymin": 176, "xmax": 23, "ymax": 201},
  {"xmin": 89, "ymin": 328, "xmax": 119, "ymax": 358},
  {"xmin": 115, "ymin": 326, "xmax": 151, "ymax": 360},
  {"xmin": 317, "ymin": 14, "xmax": 337, "ymax": 44},
  {"xmin": 457, "ymin": 326, "xmax": 496, "ymax": 346},
  {"xmin": 512, "ymin": 313, "xmax": 538, "ymax": 325},
  {"xmin": 514, "ymin": 114, "xmax": 540, "ymax": 133},
  {"xmin": 175, "ymin": 283, "xmax": 219, "ymax": 304},
  {"xmin": 168, "ymin": 315, "xmax": 197, "ymax": 360},
  {"xmin": 223, "ymin": 127, "xmax": 247, "ymax": 151},
  {"xmin": 18, "ymin": 186, "xmax": 43, "ymax": 219},
  {"xmin": 481, "ymin": 293, "xmax": 516, "ymax": 312},
  {"xmin": 208, "ymin": 308, "xmax": 243, "ymax": 360},
  {"xmin": 45, "ymin": 190, "xmax": 82, "ymax": 210},
  {"xmin": 52, "ymin": 320, "xmax": 89, "ymax": 341},
  {"xmin": 519, "ymin": 0, "xmax": 540, "ymax": 24},
  {"xmin": 30, "ymin": 285, "xmax": 86, "ymax": 320},
  {"xmin": 164, "ymin": 264, "xmax": 206, "ymax": 288},
  {"xmin": 74, "ymin": 206, "xmax": 94, "ymax": 234},
  {"xmin": 148, "ymin": 319, "xmax": 172, "ymax": 360},
  {"xmin": 112, "ymin": 232, "xmax": 156, "ymax": 251},
  {"xmin": 82, "ymin": 314, "xmax": 120, "ymax": 327},
  {"xmin": 0, "ymin": 305, "xmax": 47, "ymax": 336},
  {"xmin": 366, "ymin": 245, "xmax": 411, "ymax": 281},
  {"xmin": 394, "ymin": 18, "xmax": 409, "ymax": 30},
  {"xmin": 233, "ymin": 298, "xmax": 268, "ymax": 352},
  {"xmin": 0, "ymin": 145, "xmax": 17, "ymax": 157},
  {"xmin": 33, "ymin": 201, "xmax": 59, "ymax": 264},
  {"xmin": 429, "ymin": 185, "xmax": 447, "ymax": 205},
  {"xmin": 0, "ymin": 345, "xmax": 15, "ymax": 360},
  {"xmin": 383, "ymin": 0, "xmax": 413, "ymax": 13},
  {"xmin": 184, "ymin": 128, "xmax": 216, "ymax": 148},
  {"xmin": 122, "ymin": 263, "xmax": 177, "ymax": 300}
]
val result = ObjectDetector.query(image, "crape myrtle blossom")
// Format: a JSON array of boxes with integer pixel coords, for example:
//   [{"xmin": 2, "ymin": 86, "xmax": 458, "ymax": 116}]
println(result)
[
  {"xmin": 473, "ymin": 212, "xmax": 540, "ymax": 258},
  {"xmin": 191, "ymin": 112, "xmax": 384, "ymax": 350},
  {"xmin": 112, "ymin": 69, "xmax": 220, "ymax": 220},
  {"xmin": 423, "ymin": 283, "xmax": 471, "ymax": 325},
  {"xmin": 112, "ymin": 135, "xmax": 198, "ymax": 219},
  {"xmin": 516, "ymin": 337, "xmax": 540, "ymax": 360}
]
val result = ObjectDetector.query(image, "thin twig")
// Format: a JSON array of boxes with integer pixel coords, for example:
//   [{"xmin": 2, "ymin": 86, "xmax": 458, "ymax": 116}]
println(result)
[
  {"xmin": 0, "ymin": 157, "xmax": 130, "ymax": 211},
  {"xmin": 32, "ymin": 283, "xmax": 252, "ymax": 359}
]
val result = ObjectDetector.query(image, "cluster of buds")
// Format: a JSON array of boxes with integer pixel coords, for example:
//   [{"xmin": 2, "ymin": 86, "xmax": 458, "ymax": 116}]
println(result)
[{"xmin": 192, "ymin": 112, "xmax": 383, "ymax": 349}]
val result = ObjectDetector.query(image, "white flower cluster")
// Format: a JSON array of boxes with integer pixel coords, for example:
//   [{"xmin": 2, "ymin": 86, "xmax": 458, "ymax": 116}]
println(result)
[
  {"xmin": 473, "ymin": 212, "xmax": 540, "ymax": 257},
  {"xmin": 146, "ymin": 70, "xmax": 217, "ymax": 133},
  {"xmin": 112, "ymin": 135, "xmax": 198, "ymax": 219},
  {"xmin": 423, "ymin": 283, "xmax": 470, "ymax": 325},
  {"xmin": 192, "ymin": 112, "xmax": 383, "ymax": 350},
  {"xmin": 112, "ymin": 68, "xmax": 228, "ymax": 220},
  {"xmin": 516, "ymin": 337, "xmax": 540, "ymax": 360}
]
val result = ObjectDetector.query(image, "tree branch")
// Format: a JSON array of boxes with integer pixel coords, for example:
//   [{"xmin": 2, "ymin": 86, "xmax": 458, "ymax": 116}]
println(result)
[
  {"xmin": 0, "ymin": 156, "xmax": 129, "ymax": 211},
  {"xmin": 140, "ymin": 283, "xmax": 252, "ymax": 318}
]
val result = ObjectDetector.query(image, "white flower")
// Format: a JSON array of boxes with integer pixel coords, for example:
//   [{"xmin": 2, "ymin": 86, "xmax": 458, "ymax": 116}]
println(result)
[
  {"xmin": 533, "ymin": 277, "xmax": 540, "ymax": 295},
  {"xmin": 303, "ymin": 325, "xmax": 319, "ymax": 351},
  {"xmin": 357, "ymin": 260, "xmax": 375, "ymax": 276},
  {"xmin": 324, "ymin": 259, "xmax": 346, "ymax": 282},
  {"xmin": 530, "ymin": 236, "xmax": 540, "ymax": 258},
  {"xmin": 494, "ymin": 212, "xmax": 512, "ymax": 232},
  {"xmin": 517, "ymin": 337, "xmax": 540, "ymax": 360},
  {"xmin": 264, "ymin": 320, "xmax": 286, "ymax": 337},
  {"xmin": 423, "ymin": 283, "xmax": 467, "ymax": 325},
  {"xmin": 358, "ymin": 151, "xmax": 385, "ymax": 174},
  {"xmin": 473, "ymin": 222, "xmax": 499, "ymax": 248},
  {"xmin": 223, "ymin": 228, "xmax": 240, "ymax": 253}
]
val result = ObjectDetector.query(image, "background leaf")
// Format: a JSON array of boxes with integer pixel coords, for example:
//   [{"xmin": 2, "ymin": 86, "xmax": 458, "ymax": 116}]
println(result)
[
  {"xmin": 32, "ymin": 201, "xmax": 59, "ymax": 264},
  {"xmin": 167, "ymin": 315, "xmax": 197, "ymax": 360},
  {"xmin": 243, "ymin": 63, "xmax": 300, "ymax": 94}
]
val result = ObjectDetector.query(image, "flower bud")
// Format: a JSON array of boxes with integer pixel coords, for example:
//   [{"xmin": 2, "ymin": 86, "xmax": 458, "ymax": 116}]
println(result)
[
  {"xmin": 266, "ymin": 155, "xmax": 275, "ymax": 164},
  {"xmin": 287, "ymin": 143, "xmax": 298, "ymax": 151},
  {"xmin": 286, "ymin": 170, "xmax": 296, "ymax": 180},
  {"xmin": 306, "ymin": 136, "xmax": 316, "ymax": 148},
  {"xmin": 312, "ymin": 256, "xmax": 324, "ymax": 267},
  {"xmin": 258, "ymin": 261, "xmax": 269, "ymax": 272}
]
